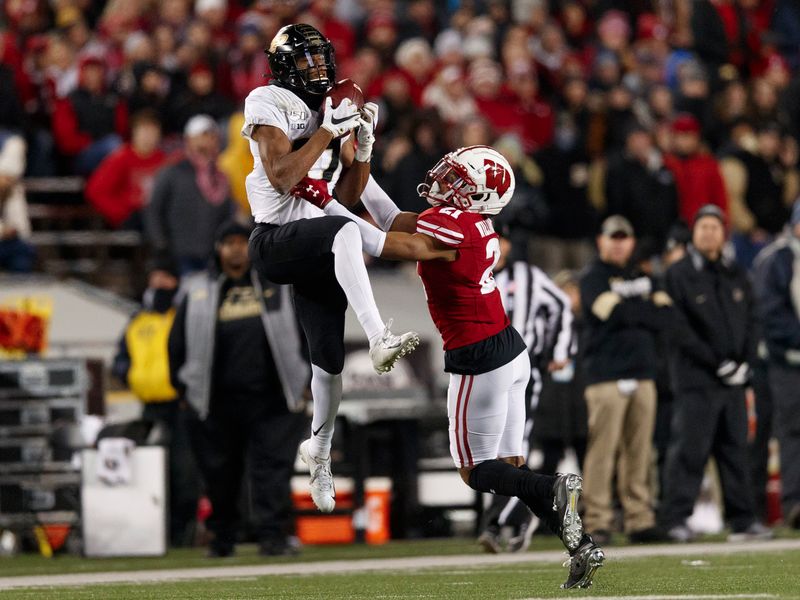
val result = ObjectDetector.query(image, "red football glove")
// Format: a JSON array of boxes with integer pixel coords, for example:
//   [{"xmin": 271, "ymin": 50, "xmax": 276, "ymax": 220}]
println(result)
[{"xmin": 290, "ymin": 177, "xmax": 333, "ymax": 209}]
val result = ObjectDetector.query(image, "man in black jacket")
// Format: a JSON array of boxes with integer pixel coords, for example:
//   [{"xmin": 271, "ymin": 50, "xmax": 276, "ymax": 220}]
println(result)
[
  {"xmin": 660, "ymin": 204, "xmax": 772, "ymax": 542},
  {"xmin": 753, "ymin": 201, "xmax": 800, "ymax": 529},
  {"xmin": 580, "ymin": 216, "xmax": 672, "ymax": 545},
  {"xmin": 168, "ymin": 221, "xmax": 310, "ymax": 557}
]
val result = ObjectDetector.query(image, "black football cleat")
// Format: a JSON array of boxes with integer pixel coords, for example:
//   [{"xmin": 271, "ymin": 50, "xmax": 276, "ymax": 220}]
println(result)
[
  {"xmin": 552, "ymin": 473, "xmax": 584, "ymax": 552},
  {"xmin": 561, "ymin": 534, "xmax": 605, "ymax": 589}
]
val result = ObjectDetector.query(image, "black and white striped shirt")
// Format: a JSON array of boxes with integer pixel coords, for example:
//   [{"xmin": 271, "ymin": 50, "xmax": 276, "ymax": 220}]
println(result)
[{"xmin": 495, "ymin": 262, "xmax": 574, "ymax": 364}]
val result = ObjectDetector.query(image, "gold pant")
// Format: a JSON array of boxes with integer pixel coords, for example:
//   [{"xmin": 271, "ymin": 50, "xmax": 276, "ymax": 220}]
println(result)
[{"xmin": 582, "ymin": 380, "xmax": 657, "ymax": 533}]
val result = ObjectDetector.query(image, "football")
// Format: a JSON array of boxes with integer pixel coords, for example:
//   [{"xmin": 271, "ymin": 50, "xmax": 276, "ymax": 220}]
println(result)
[{"xmin": 324, "ymin": 78, "xmax": 365, "ymax": 111}]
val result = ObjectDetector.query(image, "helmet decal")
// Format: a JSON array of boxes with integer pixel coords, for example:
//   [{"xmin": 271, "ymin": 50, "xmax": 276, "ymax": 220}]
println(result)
[
  {"xmin": 418, "ymin": 146, "xmax": 516, "ymax": 215},
  {"xmin": 269, "ymin": 32, "xmax": 289, "ymax": 54},
  {"xmin": 483, "ymin": 159, "xmax": 511, "ymax": 196}
]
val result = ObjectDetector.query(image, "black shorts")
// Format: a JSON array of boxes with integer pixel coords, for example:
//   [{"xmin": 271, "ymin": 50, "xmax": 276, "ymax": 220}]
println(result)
[
  {"xmin": 249, "ymin": 217, "xmax": 352, "ymax": 374},
  {"xmin": 444, "ymin": 325, "xmax": 527, "ymax": 375}
]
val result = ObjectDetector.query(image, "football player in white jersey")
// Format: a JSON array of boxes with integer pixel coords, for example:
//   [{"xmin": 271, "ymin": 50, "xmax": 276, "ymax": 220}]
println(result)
[{"xmin": 242, "ymin": 24, "xmax": 419, "ymax": 514}]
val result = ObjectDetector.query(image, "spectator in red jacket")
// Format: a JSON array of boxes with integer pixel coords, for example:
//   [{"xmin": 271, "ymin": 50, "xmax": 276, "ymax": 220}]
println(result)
[
  {"xmin": 52, "ymin": 55, "xmax": 128, "ymax": 175},
  {"xmin": 507, "ymin": 60, "xmax": 555, "ymax": 153},
  {"xmin": 85, "ymin": 109, "xmax": 167, "ymax": 230},
  {"xmin": 664, "ymin": 113, "xmax": 729, "ymax": 224}
]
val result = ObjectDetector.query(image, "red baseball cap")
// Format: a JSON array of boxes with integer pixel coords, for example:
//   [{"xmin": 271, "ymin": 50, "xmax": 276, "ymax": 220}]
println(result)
[{"xmin": 671, "ymin": 113, "xmax": 700, "ymax": 134}]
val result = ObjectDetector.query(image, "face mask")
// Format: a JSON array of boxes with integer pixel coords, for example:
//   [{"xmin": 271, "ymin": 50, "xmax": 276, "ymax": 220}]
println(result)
[{"xmin": 144, "ymin": 288, "xmax": 177, "ymax": 312}]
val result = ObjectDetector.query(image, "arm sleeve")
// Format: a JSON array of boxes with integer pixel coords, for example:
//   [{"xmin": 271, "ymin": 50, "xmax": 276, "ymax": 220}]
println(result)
[
  {"xmin": 52, "ymin": 99, "xmax": 92, "ymax": 156},
  {"xmin": 167, "ymin": 296, "xmax": 188, "ymax": 394},
  {"xmin": 415, "ymin": 211, "xmax": 465, "ymax": 247},
  {"xmin": 85, "ymin": 152, "xmax": 131, "ymax": 227},
  {"xmin": 143, "ymin": 167, "xmax": 172, "ymax": 255},
  {"xmin": 323, "ymin": 200, "xmax": 387, "ymax": 256},
  {"xmin": 241, "ymin": 89, "xmax": 291, "ymax": 140},
  {"xmin": 360, "ymin": 175, "xmax": 402, "ymax": 231}
]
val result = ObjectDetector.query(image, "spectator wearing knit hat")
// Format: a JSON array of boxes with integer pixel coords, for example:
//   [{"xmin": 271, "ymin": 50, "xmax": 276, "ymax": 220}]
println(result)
[
  {"xmin": 664, "ymin": 113, "xmax": 729, "ymax": 224},
  {"xmin": 660, "ymin": 204, "xmax": 771, "ymax": 542}
]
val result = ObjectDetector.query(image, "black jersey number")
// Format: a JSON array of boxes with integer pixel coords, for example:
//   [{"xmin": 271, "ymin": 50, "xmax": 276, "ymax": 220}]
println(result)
[{"xmin": 290, "ymin": 137, "xmax": 341, "ymax": 183}]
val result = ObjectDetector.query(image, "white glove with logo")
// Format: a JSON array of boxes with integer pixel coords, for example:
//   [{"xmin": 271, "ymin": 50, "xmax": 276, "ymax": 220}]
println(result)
[
  {"xmin": 717, "ymin": 360, "xmax": 750, "ymax": 386},
  {"xmin": 355, "ymin": 102, "xmax": 379, "ymax": 162},
  {"xmin": 320, "ymin": 96, "xmax": 361, "ymax": 138}
]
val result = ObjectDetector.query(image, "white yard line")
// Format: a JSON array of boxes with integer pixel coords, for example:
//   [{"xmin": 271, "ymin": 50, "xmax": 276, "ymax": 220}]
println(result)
[
  {"xmin": 0, "ymin": 539, "xmax": 798, "ymax": 590},
  {"xmin": 519, "ymin": 596, "xmax": 779, "ymax": 600}
]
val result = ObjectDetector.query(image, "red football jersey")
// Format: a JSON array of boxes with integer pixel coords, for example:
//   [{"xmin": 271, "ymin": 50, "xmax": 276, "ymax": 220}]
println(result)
[{"xmin": 416, "ymin": 206, "xmax": 510, "ymax": 350}]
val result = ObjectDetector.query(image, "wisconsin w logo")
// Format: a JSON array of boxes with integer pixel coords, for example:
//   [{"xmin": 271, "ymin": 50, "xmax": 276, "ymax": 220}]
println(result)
[{"xmin": 484, "ymin": 159, "xmax": 511, "ymax": 196}]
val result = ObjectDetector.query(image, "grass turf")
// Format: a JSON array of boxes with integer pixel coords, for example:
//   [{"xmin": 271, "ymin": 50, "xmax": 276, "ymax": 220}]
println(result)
[
  {"xmin": 2, "ymin": 538, "xmax": 800, "ymax": 600},
  {"xmin": 2, "ymin": 529, "xmax": 798, "ymax": 578}
]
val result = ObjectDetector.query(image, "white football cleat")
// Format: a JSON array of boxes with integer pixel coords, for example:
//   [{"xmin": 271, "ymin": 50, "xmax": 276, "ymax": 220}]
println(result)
[
  {"xmin": 369, "ymin": 319, "xmax": 420, "ymax": 374},
  {"xmin": 298, "ymin": 439, "xmax": 335, "ymax": 513}
]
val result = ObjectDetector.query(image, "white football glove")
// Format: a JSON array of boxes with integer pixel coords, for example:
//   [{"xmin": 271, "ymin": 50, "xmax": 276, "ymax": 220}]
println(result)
[
  {"xmin": 355, "ymin": 102, "xmax": 379, "ymax": 162},
  {"xmin": 717, "ymin": 360, "xmax": 750, "ymax": 386},
  {"xmin": 320, "ymin": 96, "xmax": 360, "ymax": 138}
]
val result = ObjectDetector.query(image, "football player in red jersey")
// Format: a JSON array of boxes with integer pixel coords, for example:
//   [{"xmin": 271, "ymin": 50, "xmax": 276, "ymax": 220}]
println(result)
[{"xmin": 292, "ymin": 145, "xmax": 604, "ymax": 589}]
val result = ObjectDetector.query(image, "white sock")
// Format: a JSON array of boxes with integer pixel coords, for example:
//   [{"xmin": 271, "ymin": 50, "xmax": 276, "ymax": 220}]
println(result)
[
  {"xmin": 331, "ymin": 221, "xmax": 385, "ymax": 342},
  {"xmin": 308, "ymin": 365, "xmax": 342, "ymax": 460},
  {"xmin": 361, "ymin": 175, "xmax": 401, "ymax": 231},
  {"xmin": 324, "ymin": 201, "xmax": 387, "ymax": 256}
]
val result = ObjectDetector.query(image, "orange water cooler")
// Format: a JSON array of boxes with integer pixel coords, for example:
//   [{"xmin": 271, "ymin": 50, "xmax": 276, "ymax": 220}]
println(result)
[{"xmin": 365, "ymin": 477, "xmax": 392, "ymax": 545}]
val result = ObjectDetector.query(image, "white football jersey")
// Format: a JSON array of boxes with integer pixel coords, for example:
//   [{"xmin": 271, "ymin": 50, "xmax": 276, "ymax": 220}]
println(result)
[{"xmin": 241, "ymin": 84, "xmax": 345, "ymax": 225}]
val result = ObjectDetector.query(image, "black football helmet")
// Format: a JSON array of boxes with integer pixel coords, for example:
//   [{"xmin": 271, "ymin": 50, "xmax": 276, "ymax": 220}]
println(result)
[{"xmin": 266, "ymin": 24, "xmax": 335, "ymax": 95}]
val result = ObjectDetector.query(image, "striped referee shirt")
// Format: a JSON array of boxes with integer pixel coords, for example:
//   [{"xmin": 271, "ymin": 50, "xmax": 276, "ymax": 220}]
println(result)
[{"xmin": 495, "ymin": 261, "xmax": 574, "ymax": 363}]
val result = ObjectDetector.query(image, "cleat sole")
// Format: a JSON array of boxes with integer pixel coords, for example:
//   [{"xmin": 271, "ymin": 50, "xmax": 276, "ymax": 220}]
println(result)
[
  {"xmin": 375, "ymin": 334, "xmax": 420, "ymax": 374},
  {"xmin": 554, "ymin": 474, "xmax": 584, "ymax": 552}
]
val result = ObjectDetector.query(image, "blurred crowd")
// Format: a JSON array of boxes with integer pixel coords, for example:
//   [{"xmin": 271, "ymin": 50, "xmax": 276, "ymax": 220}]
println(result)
[{"xmin": 0, "ymin": 0, "xmax": 800, "ymax": 274}]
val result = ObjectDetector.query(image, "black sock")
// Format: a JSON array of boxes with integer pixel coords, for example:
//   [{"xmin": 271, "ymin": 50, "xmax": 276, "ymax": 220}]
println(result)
[
  {"xmin": 515, "ymin": 465, "xmax": 561, "ymax": 535},
  {"xmin": 468, "ymin": 459, "xmax": 554, "ymax": 497}
]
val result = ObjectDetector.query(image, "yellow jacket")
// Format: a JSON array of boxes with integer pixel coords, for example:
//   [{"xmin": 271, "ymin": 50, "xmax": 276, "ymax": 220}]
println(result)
[{"xmin": 121, "ymin": 310, "xmax": 178, "ymax": 403}]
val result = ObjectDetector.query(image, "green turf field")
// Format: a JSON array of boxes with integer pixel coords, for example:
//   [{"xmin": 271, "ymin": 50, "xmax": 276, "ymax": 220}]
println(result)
[{"xmin": 1, "ymin": 537, "xmax": 799, "ymax": 600}]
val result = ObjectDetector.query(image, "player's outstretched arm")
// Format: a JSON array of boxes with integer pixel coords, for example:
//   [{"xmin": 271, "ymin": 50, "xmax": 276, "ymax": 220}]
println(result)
[
  {"xmin": 380, "ymin": 232, "xmax": 457, "ymax": 262},
  {"xmin": 253, "ymin": 124, "xmax": 336, "ymax": 194},
  {"xmin": 356, "ymin": 174, "xmax": 418, "ymax": 233},
  {"xmin": 388, "ymin": 213, "xmax": 419, "ymax": 234}
]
